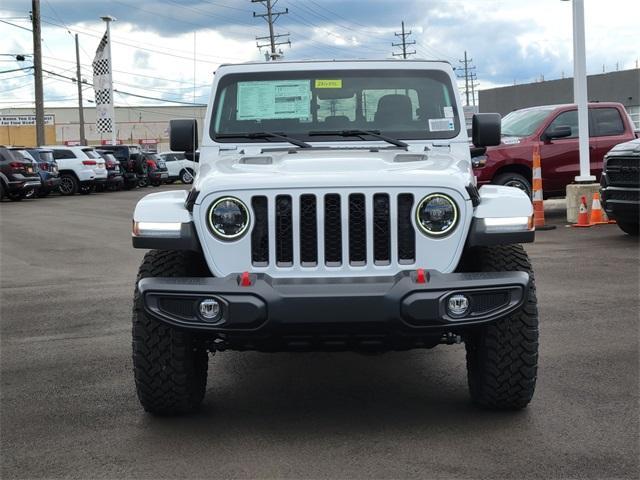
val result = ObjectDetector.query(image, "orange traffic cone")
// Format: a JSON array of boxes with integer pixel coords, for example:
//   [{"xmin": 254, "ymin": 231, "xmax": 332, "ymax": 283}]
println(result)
[
  {"xmin": 532, "ymin": 144, "xmax": 556, "ymax": 230},
  {"xmin": 572, "ymin": 195, "xmax": 593, "ymax": 227},
  {"xmin": 589, "ymin": 192, "xmax": 607, "ymax": 225}
]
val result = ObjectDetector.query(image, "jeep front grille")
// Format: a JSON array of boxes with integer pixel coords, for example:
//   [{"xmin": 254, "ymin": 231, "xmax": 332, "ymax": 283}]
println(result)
[{"xmin": 251, "ymin": 193, "xmax": 416, "ymax": 269}]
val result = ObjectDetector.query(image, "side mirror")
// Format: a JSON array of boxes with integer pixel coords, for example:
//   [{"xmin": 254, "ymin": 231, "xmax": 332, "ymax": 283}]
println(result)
[
  {"xmin": 170, "ymin": 119, "xmax": 198, "ymax": 153},
  {"xmin": 543, "ymin": 125, "xmax": 572, "ymax": 142},
  {"xmin": 472, "ymin": 113, "xmax": 501, "ymax": 147},
  {"xmin": 184, "ymin": 151, "xmax": 200, "ymax": 162}
]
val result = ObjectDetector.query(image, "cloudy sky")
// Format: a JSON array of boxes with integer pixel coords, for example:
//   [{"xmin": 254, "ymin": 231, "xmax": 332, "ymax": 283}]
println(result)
[{"xmin": 1, "ymin": 0, "xmax": 638, "ymax": 108}]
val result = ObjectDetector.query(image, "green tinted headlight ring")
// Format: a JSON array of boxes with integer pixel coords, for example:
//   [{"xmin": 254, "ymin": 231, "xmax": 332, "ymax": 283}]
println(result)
[
  {"xmin": 207, "ymin": 196, "xmax": 251, "ymax": 241},
  {"xmin": 415, "ymin": 193, "xmax": 459, "ymax": 237}
]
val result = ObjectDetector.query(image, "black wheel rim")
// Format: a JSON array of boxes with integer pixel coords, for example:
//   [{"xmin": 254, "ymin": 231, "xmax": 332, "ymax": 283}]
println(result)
[{"xmin": 59, "ymin": 177, "xmax": 74, "ymax": 194}]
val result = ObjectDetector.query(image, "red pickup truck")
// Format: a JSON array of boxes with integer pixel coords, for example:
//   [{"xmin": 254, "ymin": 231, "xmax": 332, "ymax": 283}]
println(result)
[{"xmin": 473, "ymin": 102, "xmax": 637, "ymax": 198}]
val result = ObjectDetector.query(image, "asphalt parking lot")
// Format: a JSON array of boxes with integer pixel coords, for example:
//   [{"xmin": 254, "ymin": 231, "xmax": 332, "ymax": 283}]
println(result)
[{"xmin": 1, "ymin": 186, "xmax": 638, "ymax": 479}]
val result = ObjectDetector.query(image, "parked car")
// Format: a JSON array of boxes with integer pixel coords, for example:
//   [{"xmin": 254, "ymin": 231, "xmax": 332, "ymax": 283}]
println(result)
[
  {"xmin": 140, "ymin": 152, "xmax": 168, "ymax": 187},
  {"xmin": 130, "ymin": 59, "xmax": 538, "ymax": 415},
  {"xmin": 27, "ymin": 148, "xmax": 60, "ymax": 197},
  {"xmin": 0, "ymin": 146, "xmax": 41, "ymax": 201},
  {"xmin": 158, "ymin": 150, "xmax": 197, "ymax": 184},
  {"xmin": 473, "ymin": 102, "xmax": 637, "ymax": 197},
  {"xmin": 44, "ymin": 146, "xmax": 106, "ymax": 195},
  {"xmin": 601, "ymin": 138, "xmax": 640, "ymax": 236},
  {"xmin": 8, "ymin": 148, "xmax": 41, "ymax": 199},
  {"xmin": 95, "ymin": 150, "xmax": 125, "ymax": 191},
  {"xmin": 99, "ymin": 144, "xmax": 146, "ymax": 189}
]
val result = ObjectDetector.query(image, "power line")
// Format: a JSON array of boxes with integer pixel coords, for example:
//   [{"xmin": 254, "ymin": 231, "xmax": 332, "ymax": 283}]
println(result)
[
  {"xmin": 253, "ymin": 0, "xmax": 290, "ymax": 61},
  {"xmin": 0, "ymin": 18, "xmax": 32, "ymax": 32},
  {"xmin": 392, "ymin": 21, "xmax": 416, "ymax": 59},
  {"xmin": 40, "ymin": 68, "xmax": 206, "ymax": 105},
  {"xmin": 0, "ymin": 66, "xmax": 33, "ymax": 74}
]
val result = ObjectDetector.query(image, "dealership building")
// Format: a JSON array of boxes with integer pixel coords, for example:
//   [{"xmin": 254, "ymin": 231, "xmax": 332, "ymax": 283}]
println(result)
[
  {"xmin": 0, "ymin": 105, "xmax": 206, "ymax": 150},
  {"xmin": 478, "ymin": 68, "xmax": 640, "ymax": 128}
]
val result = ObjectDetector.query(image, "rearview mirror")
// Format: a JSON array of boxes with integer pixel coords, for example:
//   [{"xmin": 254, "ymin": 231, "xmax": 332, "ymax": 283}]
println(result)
[
  {"xmin": 543, "ymin": 125, "xmax": 572, "ymax": 141},
  {"xmin": 184, "ymin": 151, "xmax": 200, "ymax": 162},
  {"xmin": 472, "ymin": 113, "xmax": 501, "ymax": 147},
  {"xmin": 170, "ymin": 119, "xmax": 198, "ymax": 153}
]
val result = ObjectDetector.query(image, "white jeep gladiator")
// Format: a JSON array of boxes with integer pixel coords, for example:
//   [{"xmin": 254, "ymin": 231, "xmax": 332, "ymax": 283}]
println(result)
[{"xmin": 131, "ymin": 60, "xmax": 538, "ymax": 415}]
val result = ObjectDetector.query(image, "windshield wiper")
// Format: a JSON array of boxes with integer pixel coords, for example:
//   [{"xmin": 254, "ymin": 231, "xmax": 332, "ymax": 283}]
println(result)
[
  {"xmin": 216, "ymin": 131, "xmax": 312, "ymax": 148},
  {"xmin": 308, "ymin": 129, "xmax": 408, "ymax": 148}
]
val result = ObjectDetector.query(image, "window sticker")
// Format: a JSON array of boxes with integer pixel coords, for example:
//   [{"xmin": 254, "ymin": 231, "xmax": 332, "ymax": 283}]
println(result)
[
  {"xmin": 315, "ymin": 79, "xmax": 343, "ymax": 89},
  {"xmin": 237, "ymin": 80, "xmax": 311, "ymax": 120},
  {"xmin": 428, "ymin": 118, "xmax": 455, "ymax": 131},
  {"xmin": 443, "ymin": 106, "xmax": 454, "ymax": 118}
]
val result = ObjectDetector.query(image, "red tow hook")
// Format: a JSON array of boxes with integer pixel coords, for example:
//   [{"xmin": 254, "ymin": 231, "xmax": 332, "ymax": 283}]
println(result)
[
  {"xmin": 239, "ymin": 271, "xmax": 252, "ymax": 287},
  {"xmin": 415, "ymin": 268, "xmax": 428, "ymax": 284}
]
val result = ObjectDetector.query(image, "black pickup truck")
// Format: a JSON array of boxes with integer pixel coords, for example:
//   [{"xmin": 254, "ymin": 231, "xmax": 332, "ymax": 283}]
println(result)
[{"xmin": 601, "ymin": 138, "xmax": 640, "ymax": 236}]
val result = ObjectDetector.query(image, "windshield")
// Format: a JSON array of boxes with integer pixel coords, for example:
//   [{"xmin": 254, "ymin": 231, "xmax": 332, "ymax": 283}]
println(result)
[
  {"xmin": 501, "ymin": 107, "xmax": 555, "ymax": 137},
  {"xmin": 211, "ymin": 69, "xmax": 460, "ymax": 143}
]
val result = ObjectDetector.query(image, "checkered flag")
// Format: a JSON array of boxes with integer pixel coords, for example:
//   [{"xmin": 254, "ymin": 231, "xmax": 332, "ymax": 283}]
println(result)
[{"xmin": 93, "ymin": 30, "xmax": 114, "ymax": 134}]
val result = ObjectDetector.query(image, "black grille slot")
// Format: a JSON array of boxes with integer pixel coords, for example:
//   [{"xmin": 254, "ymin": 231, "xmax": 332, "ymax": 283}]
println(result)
[
  {"xmin": 275, "ymin": 195, "xmax": 293, "ymax": 266},
  {"xmin": 397, "ymin": 193, "xmax": 415, "ymax": 263},
  {"xmin": 608, "ymin": 171, "xmax": 640, "ymax": 186},
  {"xmin": 373, "ymin": 193, "xmax": 391, "ymax": 264},
  {"xmin": 251, "ymin": 196, "xmax": 269, "ymax": 266},
  {"xmin": 158, "ymin": 297, "xmax": 195, "ymax": 319},
  {"xmin": 348, "ymin": 194, "xmax": 366, "ymax": 265},
  {"xmin": 299, "ymin": 194, "xmax": 318, "ymax": 266},
  {"xmin": 607, "ymin": 189, "xmax": 640, "ymax": 202},
  {"xmin": 324, "ymin": 194, "xmax": 342, "ymax": 266},
  {"xmin": 470, "ymin": 292, "xmax": 510, "ymax": 314},
  {"xmin": 607, "ymin": 156, "xmax": 640, "ymax": 168}
]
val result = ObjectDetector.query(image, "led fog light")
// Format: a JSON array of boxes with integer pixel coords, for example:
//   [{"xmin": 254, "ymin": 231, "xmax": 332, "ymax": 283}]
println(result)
[
  {"xmin": 447, "ymin": 294, "xmax": 470, "ymax": 318},
  {"xmin": 199, "ymin": 298, "xmax": 222, "ymax": 321}
]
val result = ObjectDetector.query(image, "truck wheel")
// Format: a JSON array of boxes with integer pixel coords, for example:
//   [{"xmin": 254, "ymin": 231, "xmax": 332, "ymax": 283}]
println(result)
[
  {"xmin": 617, "ymin": 221, "xmax": 639, "ymax": 237},
  {"xmin": 460, "ymin": 244, "xmax": 539, "ymax": 409},
  {"xmin": 59, "ymin": 174, "xmax": 78, "ymax": 196},
  {"xmin": 132, "ymin": 250, "xmax": 210, "ymax": 415},
  {"xmin": 493, "ymin": 173, "xmax": 532, "ymax": 198}
]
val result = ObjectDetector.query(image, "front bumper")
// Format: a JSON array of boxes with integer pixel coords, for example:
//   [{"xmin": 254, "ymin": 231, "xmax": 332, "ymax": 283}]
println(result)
[{"xmin": 138, "ymin": 270, "xmax": 530, "ymax": 337}]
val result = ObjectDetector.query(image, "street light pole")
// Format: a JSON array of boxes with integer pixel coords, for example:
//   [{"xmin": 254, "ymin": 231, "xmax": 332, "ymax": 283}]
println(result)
[{"xmin": 569, "ymin": 0, "xmax": 595, "ymax": 182}]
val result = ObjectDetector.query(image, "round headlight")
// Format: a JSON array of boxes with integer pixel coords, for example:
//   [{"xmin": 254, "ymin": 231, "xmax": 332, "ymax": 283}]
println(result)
[
  {"xmin": 208, "ymin": 197, "xmax": 250, "ymax": 240},
  {"xmin": 416, "ymin": 194, "xmax": 458, "ymax": 236}
]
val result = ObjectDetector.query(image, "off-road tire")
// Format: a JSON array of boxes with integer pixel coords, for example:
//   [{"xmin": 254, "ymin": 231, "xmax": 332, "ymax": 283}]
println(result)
[
  {"xmin": 132, "ymin": 250, "xmax": 210, "ymax": 415},
  {"xmin": 617, "ymin": 221, "xmax": 639, "ymax": 237},
  {"xmin": 460, "ymin": 244, "xmax": 539, "ymax": 409},
  {"xmin": 493, "ymin": 172, "xmax": 532, "ymax": 198}
]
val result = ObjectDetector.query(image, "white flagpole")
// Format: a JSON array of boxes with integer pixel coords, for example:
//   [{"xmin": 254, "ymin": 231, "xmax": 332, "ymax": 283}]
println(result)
[{"xmin": 101, "ymin": 15, "xmax": 116, "ymax": 145}]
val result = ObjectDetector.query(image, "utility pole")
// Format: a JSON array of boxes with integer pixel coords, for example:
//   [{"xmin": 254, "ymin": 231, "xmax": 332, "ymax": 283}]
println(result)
[
  {"xmin": 392, "ymin": 21, "xmax": 416, "ymax": 59},
  {"xmin": 31, "ymin": 0, "xmax": 45, "ymax": 146},
  {"xmin": 74, "ymin": 34, "xmax": 86, "ymax": 146},
  {"xmin": 457, "ymin": 51, "xmax": 476, "ymax": 106},
  {"xmin": 252, "ymin": 0, "xmax": 290, "ymax": 61},
  {"xmin": 470, "ymin": 72, "xmax": 479, "ymax": 107}
]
